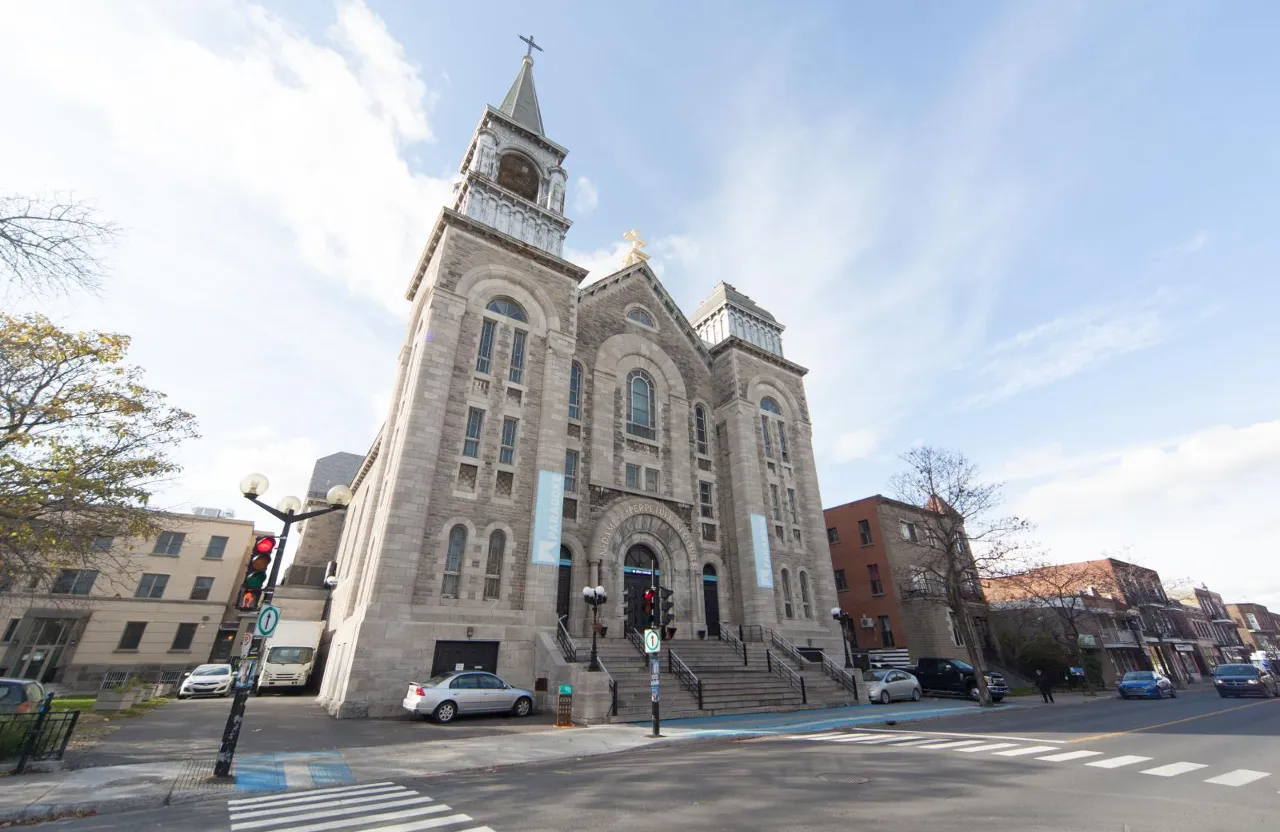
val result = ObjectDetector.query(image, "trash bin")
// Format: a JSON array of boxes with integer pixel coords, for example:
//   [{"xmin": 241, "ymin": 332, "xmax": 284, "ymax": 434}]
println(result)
[{"xmin": 555, "ymin": 683, "xmax": 573, "ymax": 727}]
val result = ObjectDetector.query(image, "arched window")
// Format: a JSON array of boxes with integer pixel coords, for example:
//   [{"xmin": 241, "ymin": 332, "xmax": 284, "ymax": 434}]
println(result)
[
  {"xmin": 694, "ymin": 405, "xmax": 709, "ymax": 455},
  {"xmin": 625, "ymin": 545, "xmax": 659, "ymax": 574},
  {"xmin": 780, "ymin": 568, "xmax": 794, "ymax": 619},
  {"xmin": 627, "ymin": 307, "xmax": 656, "ymax": 328},
  {"xmin": 761, "ymin": 397, "xmax": 782, "ymax": 415},
  {"xmin": 760, "ymin": 397, "xmax": 789, "ymax": 462},
  {"xmin": 626, "ymin": 369, "xmax": 656, "ymax": 440},
  {"xmin": 799, "ymin": 571, "xmax": 812, "ymax": 619},
  {"xmin": 441, "ymin": 525, "xmax": 467, "ymax": 598},
  {"xmin": 702, "ymin": 563, "xmax": 717, "ymax": 580},
  {"xmin": 483, "ymin": 530, "xmax": 505, "ymax": 600},
  {"xmin": 496, "ymin": 152, "xmax": 540, "ymax": 202},
  {"xmin": 568, "ymin": 362, "xmax": 583, "ymax": 420},
  {"xmin": 486, "ymin": 297, "xmax": 527, "ymax": 322}
]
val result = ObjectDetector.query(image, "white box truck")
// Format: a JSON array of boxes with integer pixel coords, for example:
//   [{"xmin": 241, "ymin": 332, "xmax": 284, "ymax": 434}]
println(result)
[{"xmin": 256, "ymin": 620, "xmax": 324, "ymax": 694}]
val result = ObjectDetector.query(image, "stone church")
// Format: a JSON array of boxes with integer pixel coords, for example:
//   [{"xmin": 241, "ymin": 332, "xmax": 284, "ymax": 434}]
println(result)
[{"xmin": 318, "ymin": 48, "xmax": 843, "ymax": 718}]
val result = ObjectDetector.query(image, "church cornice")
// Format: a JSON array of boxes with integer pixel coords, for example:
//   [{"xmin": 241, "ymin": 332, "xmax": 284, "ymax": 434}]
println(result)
[
  {"xmin": 405, "ymin": 208, "xmax": 588, "ymax": 302},
  {"xmin": 350, "ymin": 429, "xmax": 383, "ymax": 493},
  {"xmin": 709, "ymin": 335, "xmax": 809, "ymax": 376},
  {"xmin": 460, "ymin": 172, "xmax": 572, "ymax": 231},
  {"xmin": 484, "ymin": 106, "xmax": 568, "ymax": 156},
  {"xmin": 579, "ymin": 263, "xmax": 713, "ymax": 368}
]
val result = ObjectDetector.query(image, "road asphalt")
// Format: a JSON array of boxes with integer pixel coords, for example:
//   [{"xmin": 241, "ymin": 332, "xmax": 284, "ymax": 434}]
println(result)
[{"xmin": 38, "ymin": 686, "xmax": 1280, "ymax": 831}]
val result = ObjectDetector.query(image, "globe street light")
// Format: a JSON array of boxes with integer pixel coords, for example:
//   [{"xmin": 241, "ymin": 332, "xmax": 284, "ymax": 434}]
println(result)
[
  {"xmin": 582, "ymin": 585, "xmax": 608, "ymax": 671},
  {"xmin": 831, "ymin": 607, "xmax": 855, "ymax": 669}
]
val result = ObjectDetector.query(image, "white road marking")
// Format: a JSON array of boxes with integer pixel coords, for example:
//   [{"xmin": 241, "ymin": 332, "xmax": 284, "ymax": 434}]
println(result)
[
  {"xmin": 284, "ymin": 810, "xmax": 471, "ymax": 832},
  {"xmin": 912, "ymin": 740, "xmax": 986, "ymax": 749},
  {"xmin": 1086, "ymin": 755, "xmax": 1154, "ymax": 769},
  {"xmin": 230, "ymin": 796, "xmax": 440, "ymax": 830},
  {"xmin": 1037, "ymin": 750, "xmax": 1104, "ymax": 763},
  {"xmin": 993, "ymin": 745, "xmax": 1060, "ymax": 757},
  {"xmin": 797, "ymin": 732, "xmax": 847, "ymax": 740},
  {"xmin": 1140, "ymin": 762, "xmax": 1209, "ymax": 778},
  {"xmin": 829, "ymin": 735, "xmax": 891, "ymax": 743},
  {"xmin": 228, "ymin": 782, "xmax": 398, "ymax": 808},
  {"xmin": 851, "ymin": 736, "xmax": 921, "ymax": 745},
  {"xmin": 954, "ymin": 743, "xmax": 1019, "ymax": 753},
  {"xmin": 1205, "ymin": 769, "xmax": 1271, "ymax": 787},
  {"xmin": 844, "ymin": 728, "xmax": 1064, "ymax": 744},
  {"xmin": 353, "ymin": 818, "xmax": 477, "ymax": 832},
  {"xmin": 890, "ymin": 738, "xmax": 949, "ymax": 746},
  {"xmin": 229, "ymin": 790, "xmax": 422, "ymax": 821}
]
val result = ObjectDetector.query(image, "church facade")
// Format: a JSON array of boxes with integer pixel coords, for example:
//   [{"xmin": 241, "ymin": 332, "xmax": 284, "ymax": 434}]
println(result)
[{"xmin": 318, "ymin": 50, "xmax": 842, "ymax": 718}]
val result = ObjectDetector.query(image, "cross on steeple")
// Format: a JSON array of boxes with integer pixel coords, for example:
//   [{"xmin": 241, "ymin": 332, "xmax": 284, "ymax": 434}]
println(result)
[{"xmin": 519, "ymin": 34, "xmax": 543, "ymax": 59}]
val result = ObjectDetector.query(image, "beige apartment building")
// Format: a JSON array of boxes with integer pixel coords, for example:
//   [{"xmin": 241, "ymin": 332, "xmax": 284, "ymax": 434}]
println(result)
[{"xmin": 0, "ymin": 509, "xmax": 255, "ymax": 692}]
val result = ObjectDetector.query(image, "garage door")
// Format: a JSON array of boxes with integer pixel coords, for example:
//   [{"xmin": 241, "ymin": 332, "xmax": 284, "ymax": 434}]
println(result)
[{"xmin": 430, "ymin": 641, "xmax": 499, "ymax": 677}]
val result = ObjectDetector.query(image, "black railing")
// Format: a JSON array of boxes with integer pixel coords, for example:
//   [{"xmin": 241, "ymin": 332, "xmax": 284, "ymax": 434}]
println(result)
[
  {"xmin": 555, "ymin": 616, "xmax": 579, "ymax": 663},
  {"xmin": 766, "ymin": 627, "xmax": 807, "ymax": 669},
  {"xmin": 765, "ymin": 650, "xmax": 807, "ymax": 704},
  {"xmin": 668, "ymin": 649, "xmax": 704, "ymax": 710},
  {"xmin": 625, "ymin": 627, "xmax": 648, "ymax": 665},
  {"xmin": 740, "ymin": 624, "xmax": 765, "ymax": 643},
  {"xmin": 821, "ymin": 654, "xmax": 860, "ymax": 699},
  {"xmin": 1, "ymin": 702, "xmax": 80, "ymax": 773},
  {"xmin": 718, "ymin": 627, "xmax": 748, "ymax": 666},
  {"xmin": 597, "ymin": 657, "xmax": 618, "ymax": 718}
]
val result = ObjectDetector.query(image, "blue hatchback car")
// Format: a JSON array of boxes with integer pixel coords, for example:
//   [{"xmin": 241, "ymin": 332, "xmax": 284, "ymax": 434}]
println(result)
[{"xmin": 1118, "ymin": 670, "xmax": 1176, "ymax": 699}]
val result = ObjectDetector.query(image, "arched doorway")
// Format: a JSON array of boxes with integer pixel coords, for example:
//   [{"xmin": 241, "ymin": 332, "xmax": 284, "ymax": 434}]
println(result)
[
  {"xmin": 702, "ymin": 564, "xmax": 720, "ymax": 638},
  {"xmin": 623, "ymin": 545, "xmax": 659, "ymax": 632},
  {"xmin": 556, "ymin": 545, "xmax": 573, "ymax": 625}
]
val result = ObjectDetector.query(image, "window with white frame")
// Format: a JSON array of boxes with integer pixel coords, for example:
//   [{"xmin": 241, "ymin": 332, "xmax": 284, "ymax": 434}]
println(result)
[
  {"xmin": 441, "ymin": 525, "xmax": 467, "ymax": 598},
  {"xmin": 475, "ymin": 319, "xmax": 496, "ymax": 374},
  {"xmin": 463, "ymin": 408, "xmax": 484, "ymax": 458},
  {"xmin": 699, "ymin": 481, "xmax": 714, "ymax": 518},
  {"xmin": 694, "ymin": 405, "xmax": 709, "ymax": 455},
  {"xmin": 780, "ymin": 569, "xmax": 794, "ymax": 619},
  {"xmin": 564, "ymin": 450, "xmax": 579, "ymax": 492},
  {"xmin": 499, "ymin": 417, "xmax": 518, "ymax": 465},
  {"xmin": 626, "ymin": 369, "xmax": 656, "ymax": 440},
  {"xmin": 799, "ymin": 571, "xmax": 812, "ymax": 619},
  {"xmin": 899, "ymin": 520, "xmax": 919, "ymax": 542},
  {"xmin": 568, "ymin": 362, "xmax": 583, "ymax": 420},
  {"xmin": 626, "ymin": 463, "xmax": 641, "ymax": 490},
  {"xmin": 644, "ymin": 467, "xmax": 659, "ymax": 493},
  {"xmin": 486, "ymin": 297, "xmax": 527, "ymax": 322},
  {"xmin": 483, "ymin": 530, "xmax": 505, "ymax": 600},
  {"xmin": 626, "ymin": 307, "xmax": 656, "ymax": 327},
  {"xmin": 508, "ymin": 329, "xmax": 527, "ymax": 384}
]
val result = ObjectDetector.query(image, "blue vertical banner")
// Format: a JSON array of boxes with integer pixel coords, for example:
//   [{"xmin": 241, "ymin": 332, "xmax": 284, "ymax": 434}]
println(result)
[
  {"xmin": 531, "ymin": 470, "xmax": 565, "ymax": 565},
  {"xmin": 750, "ymin": 513, "xmax": 774, "ymax": 588}
]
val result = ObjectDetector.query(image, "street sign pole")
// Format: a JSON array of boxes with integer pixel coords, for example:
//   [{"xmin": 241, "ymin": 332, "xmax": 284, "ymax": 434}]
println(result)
[{"xmin": 650, "ymin": 565, "xmax": 661, "ymax": 738}]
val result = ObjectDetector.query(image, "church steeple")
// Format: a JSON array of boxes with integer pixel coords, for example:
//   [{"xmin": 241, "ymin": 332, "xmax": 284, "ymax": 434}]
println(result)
[{"xmin": 499, "ymin": 49, "xmax": 545, "ymax": 135}]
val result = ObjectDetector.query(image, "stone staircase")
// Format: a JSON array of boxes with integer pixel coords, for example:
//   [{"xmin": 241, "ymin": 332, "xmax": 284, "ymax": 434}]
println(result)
[{"xmin": 591, "ymin": 631, "xmax": 860, "ymax": 722}]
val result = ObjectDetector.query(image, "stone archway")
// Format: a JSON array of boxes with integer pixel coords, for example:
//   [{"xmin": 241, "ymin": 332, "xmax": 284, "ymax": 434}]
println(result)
[{"xmin": 591, "ymin": 499, "xmax": 699, "ymax": 634}]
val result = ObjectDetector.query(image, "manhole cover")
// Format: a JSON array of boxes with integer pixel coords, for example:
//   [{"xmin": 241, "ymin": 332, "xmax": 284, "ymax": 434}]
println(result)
[{"xmin": 817, "ymin": 773, "xmax": 870, "ymax": 785}]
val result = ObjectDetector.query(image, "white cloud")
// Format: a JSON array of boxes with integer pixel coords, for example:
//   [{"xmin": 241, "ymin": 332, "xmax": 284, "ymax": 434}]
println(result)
[
  {"xmin": 566, "ymin": 239, "xmax": 635, "ymax": 286},
  {"xmin": 573, "ymin": 176, "xmax": 599, "ymax": 214},
  {"xmin": 834, "ymin": 429, "xmax": 880, "ymax": 462},
  {"xmin": 1155, "ymin": 230, "xmax": 1209, "ymax": 266}
]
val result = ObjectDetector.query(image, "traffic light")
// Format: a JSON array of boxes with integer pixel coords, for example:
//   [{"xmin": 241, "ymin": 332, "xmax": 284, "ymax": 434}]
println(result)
[
  {"xmin": 643, "ymin": 588, "xmax": 657, "ymax": 628},
  {"xmin": 622, "ymin": 589, "xmax": 633, "ymax": 622},
  {"xmin": 660, "ymin": 587, "xmax": 675, "ymax": 640},
  {"xmin": 237, "ymin": 535, "xmax": 276, "ymax": 611}
]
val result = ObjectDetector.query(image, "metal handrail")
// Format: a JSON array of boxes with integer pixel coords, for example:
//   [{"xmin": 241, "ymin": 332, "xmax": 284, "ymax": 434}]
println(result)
[
  {"xmin": 596, "ymin": 656, "xmax": 618, "ymax": 717},
  {"xmin": 718, "ymin": 626, "xmax": 748, "ymax": 666},
  {"xmin": 668, "ymin": 649, "xmax": 704, "ymax": 709},
  {"xmin": 740, "ymin": 624, "xmax": 764, "ymax": 643},
  {"xmin": 821, "ymin": 654, "xmax": 860, "ymax": 698},
  {"xmin": 765, "ymin": 649, "xmax": 807, "ymax": 704},
  {"xmin": 555, "ymin": 616, "xmax": 578, "ymax": 663},
  {"xmin": 625, "ymin": 627, "xmax": 648, "ymax": 665},
  {"xmin": 766, "ymin": 626, "xmax": 808, "ymax": 669}
]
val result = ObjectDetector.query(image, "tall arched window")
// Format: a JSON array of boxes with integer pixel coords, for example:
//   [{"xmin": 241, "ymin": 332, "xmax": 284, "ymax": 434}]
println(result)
[
  {"xmin": 441, "ymin": 525, "xmax": 467, "ymax": 598},
  {"xmin": 760, "ymin": 397, "xmax": 789, "ymax": 463},
  {"xmin": 760, "ymin": 397, "xmax": 782, "ymax": 415},
  {"xmin": 780, "ymin": 568, "xmax": 794, "ymax": 619},
  {"xmin": 799, "ymin": 571, "xmax": 812, "ymax": 619},
  {"xmin": 496, "ymin": 153, "xmax": 540, "ymax": 202},
  {"xmin": 485, "ymin": 297, "xmax": 528, "ymax": 322},
  {"xmin": 568, "ymin": 362, "xmax": 583, "ymax": 420},
  {"xmin": 626, "ymin": 369, "xmax": 656, "ymax": 440},
  {"xmin": 483, "ymin": 530, "xmax": 505, "ymax": 600},
  {"xmin": 694, "ymin": 405, "xmax": 709, "ymax": 455}
]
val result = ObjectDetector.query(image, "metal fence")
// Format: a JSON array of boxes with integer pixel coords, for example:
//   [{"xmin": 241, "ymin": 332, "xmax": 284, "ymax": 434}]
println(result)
[{"xmin": 1, "ymin": 704, "xmax": 81, "ymax": 773}]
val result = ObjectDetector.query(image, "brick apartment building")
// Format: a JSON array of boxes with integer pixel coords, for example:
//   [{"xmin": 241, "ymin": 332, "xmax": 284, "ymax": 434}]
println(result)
[
  {"xmin": 1169, "ymin": 586, "xmax": 1249, "ymax": 665},
  {"xmin": 825, "ymin": 496, "xmax": 997, "ymax": 666},
  {"xmin": 1227, "ymin": 602, "xmax": 1280, "ymax": 659}
]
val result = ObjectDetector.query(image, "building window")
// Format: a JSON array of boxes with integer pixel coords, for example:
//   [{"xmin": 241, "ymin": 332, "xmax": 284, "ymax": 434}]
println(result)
[
  {"xmin": 776, "ymin": 422, "xmax": 789, "ymax": 463},
  {"xmin": 441, "ymin": 525, "xmax": 467, "ymax": 598},
  {"xmin": 135, "ymin": 573, "xmax": 169, "ymax": 599},
  {"xmin": 117, "ymin": 622, "xmax": 147, "ymax": 651},
  {"xmin": 899, "ymin": 521, "xmax": 918, "ymax": 543},
  {"xmin": 770, "ymin": 485, "xmax": 782, "ymax": 521},
  {"xmin": 827, "ymin": 527, "xmax": 839, "ymax": 544},
  {"xmin": 761, "ymin": 397, "xmax": 782, "ymax": 415},
  {"xmin": 949, "ymin": 611, "xmax": 966, "ymax": 646},
  {"xmin": 858, "ymin": 519, "xmax": 873, "ymax": 545},
  {"xmin": 171, "ymin": 623, "xmax": 198, "ymax": 652},
  {"xmin": 499, "ymin": 417, "xmax": 519, "ymax": 465},
  {"xmin": 496, "ymin": 152, "xmax": 540, "ymax": 200},
  {"xmin": 775, "ymin": 524, "xmax": 785, "ymax": 542},
  {"xmin": 760, "ymin": 398, "xmax": 787, "ymax": 462},
  {"xmin": 644, "ymin": 467, "xmax": 659, "ymax": 493},
  {"xmin": 787, "ymin": 488, "xmax": 799, "ymax": 524},
  {"xmin": 834, "ymin": 569, "xmax": 848, "ymax": 591},
  {"xmin": 2, "ymin": 618, "xmax": 19, "ymax": 642},
  {"xmin": 799, "ymin": 571, "xmax": 812, "ymax": 619},
  {"xmin": 486, "ymin": 296, "xmax": 528, "ymax": 322},
  {"xmin": 868, "ymin": 565, "xmax": 884, "ymax": 596},
  {"xmin": 627, "ymin": 307, "xmax": 656, "ymax": 327},
  {"xmin": 699, "ymin": 481, "xmax": 715, "ymax": 518},
  {"xmin": 879, "ymin": 615, "xmax": 895, "ymax": 647},
  {"xmin": 564, "ymin": 450, "xmax": 579, "ymax": 493},
  {"xmin": 792, "ymin": 528, "xmax": 802, "ymax": 545},
  {"xmin": 475, "ymin": 319, "xmax": 496, "ymax": 374},
  {"xmin": 568, "ymin": 362, "xmax": 583, "ymax": 420},
  {"xmin": 91, "ymin": 536, "xmax": 114, "ymax": 551},
  {"xmin": 760, "ymin": 415, "xmax": 774, "ymax": 458},
  {"xmin": 483, "ymin": 530, "xmax": 505, "ymax": 600},
  {"xmin": 626, "ymin": 463, "xmax": 641, "ymax": 490},
  {"xmin": 152, "ymin": 531, "xmax": 185, "ymax": 556},
  {"xmin": 462, "ymin": 408, "xmax": 484, "ymax": 458},
  {"xmin": 508, "ymin": 329, "xmax": 527, "ymax": 384},
  {"xmin": 701, "ymin": 523, "xmax": 717, "ymax": 542},
  {"xmin": 51, "ymin": 569, "xmax": 98, "ymax": 596},
  {"xmin": 694, "ymin": 405, "xmax": 709, "ymax": 455},
  {"xmin": 626, "ymin": 370, "xmax": 656, "ymax": 439},
  {"xmin": 780, "ymin": 569, "xmax": 794, "ymax": 619},
  {"xmin": 189, "ymin": 576, "xmax": 215, "ymax": 601},
  {"xmin": 204, "ymin": 536, "xmax": 228, "ymax": 560},
  {"xmin": 1246, "ymin": 613, "xmax": 1261, "ymax": 630}
]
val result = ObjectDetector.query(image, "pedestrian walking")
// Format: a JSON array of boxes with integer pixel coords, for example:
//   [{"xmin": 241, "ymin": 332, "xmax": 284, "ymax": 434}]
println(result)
[{"xmin": 1035, "ymin": 669, "xmax": 1055, "ymax": 703}]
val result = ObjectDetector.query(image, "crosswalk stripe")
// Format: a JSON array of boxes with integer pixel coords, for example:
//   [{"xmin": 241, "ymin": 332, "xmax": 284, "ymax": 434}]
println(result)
[
  {"xmin": 230, "ymin": 796, "xmax": 440, "ymax": 830},
  {"xmin": 1205, "ymin": 769, "xmax": 1271, "ymax": 787},
  {"xmin": 797, "ymin": 732, "xmax": 848, "ymax": 740},
  {"xmin": 954, "ymin": 743, "xmax": 1018, "ymax": 753},
  {"xmin": 1086, "ymin": 755, "xmax": 1153, "ymax": 769},
  {"xmin": 993, "ymin": 746, "xmax": 1059, "ymax": 757},
  {"xmin": 228, "ymin": 782, "xmax": 398, "ymax": 808},
  {"xmin": 829, "ymin": 735, "xmax": 891, "ymax": 743},
  {"xmin": 851, "ymin": 736, "xmax": 918, "ymax": 745},
  {"xmin": 278, "ymin": 809, "xmax": 471, "ymax": 832},
  {"xmin": 230, "ymin": 790, "xmax": 422, "ymax": 821},
  {"xmin": 1037, "ymin": 750, "xmax": 1104, "ymax": 762},
  {"xmin": 883, "ymin": 738, "xmax": 940, "ymax": 746},
  {"xmin": 362, "ymin": 818, "xmax": 480, "ymax": 832},
  {"xmin": 230, "ymin": 785, "xmax": 408, "ymax": 814},
  {"xmin": 1141, "ymin": 762, "xmax": 1209, "ymax": 777},
  {"xmin": 913, "ymin": 740, "xmax": 985, "ymax": 749}
]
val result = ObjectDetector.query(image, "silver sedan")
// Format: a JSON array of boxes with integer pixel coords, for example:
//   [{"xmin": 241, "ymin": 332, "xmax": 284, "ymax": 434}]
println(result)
[
  {"xmin": 863, "ymin": 668, "xmax": 922, "ymax": 704},
  {"xmin": 402, "ymin": 671, "xmax": 534, "ymax": 724}
]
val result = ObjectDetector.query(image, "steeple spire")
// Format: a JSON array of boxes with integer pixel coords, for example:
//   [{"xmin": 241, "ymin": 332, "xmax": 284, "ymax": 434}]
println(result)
[{"xmin": 499, "ymin": 36, "xmax": 545, "ymax": 135}]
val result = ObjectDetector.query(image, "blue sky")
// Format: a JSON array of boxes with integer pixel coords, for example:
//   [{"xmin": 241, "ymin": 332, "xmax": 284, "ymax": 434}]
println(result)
[{"xmin": 2, "ymin": 1, "xmax": 1278, "ymax": 605}]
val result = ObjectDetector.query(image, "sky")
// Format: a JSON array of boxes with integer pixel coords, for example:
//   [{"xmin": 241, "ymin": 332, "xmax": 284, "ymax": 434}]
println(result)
[{"xmin": 2, "ymin": 1, "xmax": 1278, "ymax": 606}]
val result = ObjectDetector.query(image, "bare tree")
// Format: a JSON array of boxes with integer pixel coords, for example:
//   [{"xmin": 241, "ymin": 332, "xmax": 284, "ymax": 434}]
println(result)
[
  {"xmin": 890, "ymin": 447, "xmax": 1030, "ymax": 706},
  {"xmin": 0, "ymin": 193, "xmax": 119, "ymax": 298}
]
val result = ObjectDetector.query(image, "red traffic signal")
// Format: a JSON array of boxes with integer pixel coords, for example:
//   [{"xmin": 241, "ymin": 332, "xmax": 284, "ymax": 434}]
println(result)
[
  {"xmin": 242, "ymin": 535, "xmax": 277, "ymax": 598},
  {"xmin": 254, "ymin": 535, "xmax": 277, "ymax": 555}
]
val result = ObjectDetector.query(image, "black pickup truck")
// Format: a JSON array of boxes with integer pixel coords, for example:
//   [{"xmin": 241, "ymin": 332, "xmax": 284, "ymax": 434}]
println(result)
[{"xmin": 911, "ymin": 657, "xmax": 1008, "ymax": 702}]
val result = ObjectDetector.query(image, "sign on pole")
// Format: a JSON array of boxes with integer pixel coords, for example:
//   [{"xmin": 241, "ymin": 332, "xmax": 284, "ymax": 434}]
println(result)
[
  {"xmin": 644, "ymin": 628, "xmax": 661, "ymax": 654},
  {"xmin": 255, "ymin": 604, "xmax": 281, "ymax": 638},
  {"xmin": 239, "ymin": 632, "xmax": 253, "ymax": 658}
]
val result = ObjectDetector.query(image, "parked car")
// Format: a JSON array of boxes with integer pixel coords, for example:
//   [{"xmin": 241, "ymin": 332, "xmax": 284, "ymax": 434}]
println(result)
[
  {"xmin": 863, "ymin": 668, "xmax": 922, "ymax": 704},
  {"xmin": 910, "ymin": 657, "xmax": 1008, "ymax": 702},
  {"xmin": 0, "ymin": 678, "xmax": 47, "ymax": 714},
  {"xmin": 1213, "ymin": 663, "xmax": 1278, "ymax": 698},
  {"xmin": 1117, "ymin": 670, "xmax": 1176, "ymax": 699},
  {"xmin": 402, "ymin": 671, "xmax": 534, "ymax": 724},
  {"xmin": 177, "ymin": 664, "xmax": 234, "ymax": 699}
]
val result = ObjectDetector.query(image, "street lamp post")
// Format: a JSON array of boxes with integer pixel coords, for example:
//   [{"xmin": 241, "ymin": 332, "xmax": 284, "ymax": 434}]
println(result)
[
  {"xmin": 831, "ymin": 607, "xmax": 854, "ymax": 669},
  {"xmin": 582, "ymin": 585, "xmax": 608, "ymax": 671},
  {"xmin": 213, "ymin": 474, "xmax": 351, "ymax": 779}
]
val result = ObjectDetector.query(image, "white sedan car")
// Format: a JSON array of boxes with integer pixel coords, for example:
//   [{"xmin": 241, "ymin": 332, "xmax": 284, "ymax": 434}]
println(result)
[
  {"xmin": 864, "ymin": 668, "xmax": 922, "ymax": 704},
  {"xmin": 177, "ymin": 664, "xmax": 234, "ymax": 698},
  {"xmin": 403, "ymin": 671, "xmax": 534, "ymax": 724}
]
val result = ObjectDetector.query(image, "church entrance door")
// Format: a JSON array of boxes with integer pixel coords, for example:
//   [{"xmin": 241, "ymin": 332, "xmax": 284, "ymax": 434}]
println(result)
[
  {"xmin": 702, "ymin": 564, "xmax": 720, "ymax": 638},
  {"xmin": 556, "ymin": 546, "xmax": 573, "ymax": 626},
  {"xmin": 623, "ymin": 545, "xmax": 660, "ymax": 634}
]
